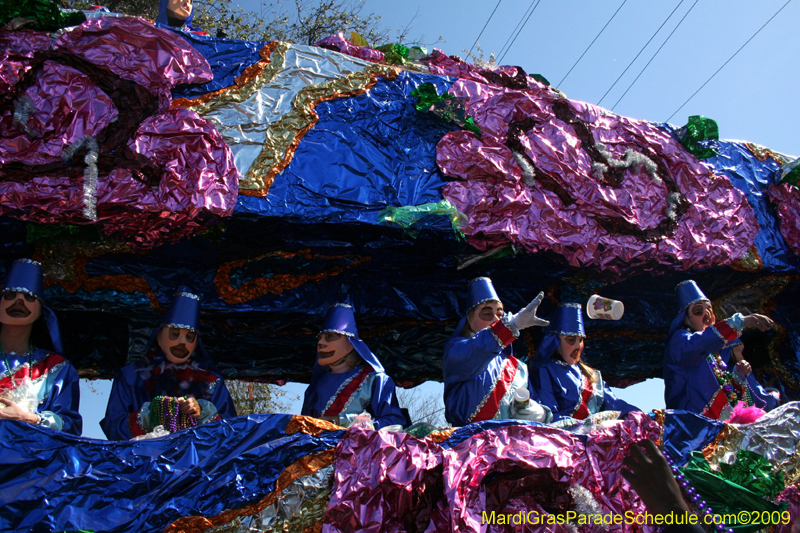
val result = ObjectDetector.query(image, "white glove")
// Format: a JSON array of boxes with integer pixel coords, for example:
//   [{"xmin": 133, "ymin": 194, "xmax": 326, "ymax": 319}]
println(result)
[{"xmin": 508, "ymin": 292, "xmax": 549, "ymax": 334}]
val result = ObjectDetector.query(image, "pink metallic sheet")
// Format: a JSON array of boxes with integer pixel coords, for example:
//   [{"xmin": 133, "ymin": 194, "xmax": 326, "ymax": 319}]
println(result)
[
  {"xmin": 325, "ymin": 413, "xmax": 663, "ymax": 533},
  {"xmin": 776, "ymin": 484, "xmax": 800, "ymax": 533},
  {"xmin": 427, "ymin": 52, "xmax": 758, "ymax": 276},
  {"xmin": 767, "ymin": 183, "xmax": 800, "ymax": 257},
  {"xmin": 54, "ymin": 17, "xmax": 212, "ymax": 108},
  {"xmin": 0, "ymin": 21, "xmax": 237, "ymax": 246},
  {"xmin": 316, "ymin": 33, "xmax": 385, "ymax": 64},
  {"xmin": 0, "ymin": 30, "xmax": 52, "ymax": 96}
]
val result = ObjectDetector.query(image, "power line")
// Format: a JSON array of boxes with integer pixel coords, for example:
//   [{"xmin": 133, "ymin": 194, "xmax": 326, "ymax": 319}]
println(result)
[
  {"xmin": 469, "ymin": 0, "xmax": 503, "ymax": 57},
  {"xmin": 611, "ymin": 0, "xmax": 699, "ymax": 110},
  {"xmin": 496, "ymin": 0, "xmax": 537, "ymax": 62},
  {"xmin": 597, "ymin": 0, "xmax": 686, "ymax": 107},
  {"xmin": 666, "ymin": 0, "xmax": 793, "ymax": 123},
  {"xmin": 557, "ymin": 0, "xmax": 628, "ymax": 88},
  {"xmin": 497, "ymin": 0, "xmax": 542, "ymax": 64}
]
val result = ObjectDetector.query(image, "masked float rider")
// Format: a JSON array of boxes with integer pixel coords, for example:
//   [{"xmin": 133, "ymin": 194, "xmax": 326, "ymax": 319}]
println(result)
[
  {"xmin": 664, "ymin": 280, "xmax": 779, "ymax": 420},
  {"xmin": 531, "ymin": 303, "xmax": 639, "ymax": 422},
  {"xmin": 302, "ymin": 304, "xmax": 406, "ymax": 430},
  {"xmin": 101, "ymin": 288, "xmax": 236, "ymax": 440},
  {"xmin": 443, "ymin": 277, "xmax": 552, "ymax": 427},
  {"xmin": 0, "ymin": 259, "xmax": 82, "ymax": 434}
]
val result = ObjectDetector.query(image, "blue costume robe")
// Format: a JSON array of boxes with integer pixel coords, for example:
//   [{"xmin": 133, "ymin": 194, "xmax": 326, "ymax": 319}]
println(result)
[
  {"xmin": 101, "ymin": 348, "xmax": 236, "ymax": 440},
  {"xmin": 665, "ymin": 325, "xmax": 779, "ymax": 417},
  {"xmin": 301, "ymin": 362, "xmax": 405, "ymax": 430},
  {"xmin": 530, "ymin": 359, "xmax": 638, "ymax": 422},
  {"xmin": 443, "ymin": 317, "xmax": 530, "ymax": 427},
  {"xmin": 0, "ymin": 348, "xmax": 82, "ymax": 435}
]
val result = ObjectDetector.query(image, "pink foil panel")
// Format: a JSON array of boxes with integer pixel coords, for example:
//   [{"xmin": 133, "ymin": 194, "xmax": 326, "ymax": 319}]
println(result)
[
  {"xmin": 0, "ymin": 61, "xmax": 118, "ymax": 165},
  {"xmin": 0, "ymin": 30, "xmax": 52, "ymax": 95},
  {"xmin": 54, "ymin": 17, "xmax": 212, "ymax": 106},
  {"xmin": 0, "ymin": 20, "xmax": 237, "ymax": 247},
  {"xmin": 325, "ymin": 414, "xmax": 663, "ymax": 533},
  {"xmin": 767, "ymin": 183, "xmax": 800, "ymax": 257},
  {"xmin": 316, "ymin": 33, "xmax": 385, "ymax": 64},
  {"xmin": 435, "ymin": 72, "xmax": 758, "ymax": 276}
]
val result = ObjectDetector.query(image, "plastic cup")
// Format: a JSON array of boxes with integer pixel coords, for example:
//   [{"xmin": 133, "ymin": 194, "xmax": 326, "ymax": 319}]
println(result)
[
  {"xmin": 586, "ymin": 294, "xmax": 624, "ymax": 320},
  {"xmin": 513, "ymin": 388, "xmax": 530, "ymax": 411}
]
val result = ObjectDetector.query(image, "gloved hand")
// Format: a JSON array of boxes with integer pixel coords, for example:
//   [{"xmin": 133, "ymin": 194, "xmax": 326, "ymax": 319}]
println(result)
[{"xmin": 508, "ymin": 292, "xmax": 549, "ymax": 334}]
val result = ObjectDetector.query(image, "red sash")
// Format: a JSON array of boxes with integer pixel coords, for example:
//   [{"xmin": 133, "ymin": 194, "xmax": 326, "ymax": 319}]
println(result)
[
  {"xmin": 0, "ymin": 352, "xmax": 64, "ymax": 395},
  {"xmin": 323, "ymin": 365, "xmax": 373, "ymax": 417},
  {"xmin": 702, "ymin": 389, "xmax": 729, "ymax": 420},
  {"xmin": 572, "ymin": 374, "xmax": 594, "ymax": 420},
  {"xmin": 471, "ymin": 355, "xmax": 519, "ymax": 423}
]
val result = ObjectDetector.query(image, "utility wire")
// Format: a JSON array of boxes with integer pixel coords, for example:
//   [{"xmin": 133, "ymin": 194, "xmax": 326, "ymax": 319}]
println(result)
[
  {"xmin": 557, "ymin": 0, "xmax": 628, "ymax": 88},
  {"xmin": 469, "ymin": 0, "xmax": 503, "ymax": 57},
  {"xmin": 497, "ymin": 0, "xmax": 542, "ymax": 63},
  {"xmin": 611, "ymin": 0, "xmax": 699, "ymax": 110},
  {"xmin": 597, "ymin": 0, "xmax": 686, "ymax": 107},
  {"xmin": 496, "ymin": 0, "xmax": 537, "ymax": 62},
  {"xmin": 666, "ymin": 0, "xmax": 793, "ymax": 122}
]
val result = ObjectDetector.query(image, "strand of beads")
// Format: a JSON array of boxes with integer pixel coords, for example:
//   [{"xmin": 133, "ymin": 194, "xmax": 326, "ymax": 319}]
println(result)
[
  {"xmin": 707, "ymin": 353, "xmax": 753, "ymax": 407},
  {"xmin": 664, "ymin": 452, "xmax": 734, "ymax": 533},
  {"xmin": 149, "ymin": 396, "xmax": 198, "ymax": 433}
]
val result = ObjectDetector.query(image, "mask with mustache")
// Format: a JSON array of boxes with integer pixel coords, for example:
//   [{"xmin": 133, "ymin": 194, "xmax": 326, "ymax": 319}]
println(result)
[
  {"xmin": 157, "ymin": 326, "xmax": 198, "ymax": 364},
  {"xmin": 0, "ymin": 292, "xmax": 42, "ymax": 326},
  {"xmin": 557, "ymin": 334, "xmax": 584, "ymax": 365}
]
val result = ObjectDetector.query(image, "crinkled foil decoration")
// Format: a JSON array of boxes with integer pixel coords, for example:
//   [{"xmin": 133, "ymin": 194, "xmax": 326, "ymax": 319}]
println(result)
[
  {"xmin": 316, "ymin": 33, "xmax": 385, "ymax": 63},
  {"xmin": 703, "ymin": 402, "xmax": 800, "ymax": 486},
  {"xmin": 0, "ymin": 20, "xmax": 239, "ymax": 248},
  {"xmin": 421, "ymin": 51, "xmax": 759, "ymax": 276},
  {"xmin": 176, "ymin": 41, "xmax": 398, "ymax": 196},
  {"xmin": 324, "ymin": 413, "xmax": 661, "ymax": 532},
  {"xmin": 768, "ymin": 182, "xmax": 800, "ymax": 258}
]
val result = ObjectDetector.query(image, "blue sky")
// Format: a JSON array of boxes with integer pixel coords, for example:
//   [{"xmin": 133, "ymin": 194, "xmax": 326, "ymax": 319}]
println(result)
[{"xmin": 80, "ymin": 1, "xmax": 793, "ymax": 438}]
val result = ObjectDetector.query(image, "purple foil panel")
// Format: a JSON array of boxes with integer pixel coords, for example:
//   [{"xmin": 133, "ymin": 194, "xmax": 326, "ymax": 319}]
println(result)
[
  {"xmin": 324, "ymin": 429, "xmax": 444, "ymax": 533},
  {"xmin": 767, "ymin": 183, "xmax": 800, "ymax": 257},
  {"xmin": 316, "ymin": 33, "xmax": 385, "ymax": 64},
  {"xmin": 0, "ymin": 20, "xmax": 237, "ymax": 247},
  {"xmin": 0, "ymin": 61, "xmax": 118, "ymax": 165},
  {"xmin": 436, "ymin": 74, "xmax": 758, "ymax": 275},
  {"xmin": 776, "ymin": 484, "xmax": 800, "ymax": 533},
  {"xmin": 0, "ymin": 30, "xmax": 52, "ymax": 95},
  {"xmin": 325, "ymin": 415, "xmax": 663, "ymax": 533},
  {"xmin": 54, "ymin": 17, "xmax": 212, "ymax": 107}
]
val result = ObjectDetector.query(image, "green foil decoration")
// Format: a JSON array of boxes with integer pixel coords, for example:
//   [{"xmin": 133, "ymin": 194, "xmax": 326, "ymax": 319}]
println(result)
[
  {"xmin": 679, "ymin": 115, "xmax": 720, "ymax": 159},
  {"xmin": 0, "ymin": 0, "xmax": 86, "ymax": 31},
  {"xmin": 411, "ymin": 83, "xmax": 482, "ymax": 137},
  {"xmin": 779, "ymin": 158, "xmax": 800, "ymax": 189},
  {"xmin": 680, "ymin": 451, "xmax": 787, "ymax": 533},
  {"xmin": 376, "ymin": 43, "xmax": 410, "ymax": 65},
  {"xmin": 718, "ymin": 450, "xmax": 785, "ymax": 499},
  {"xmin": 379, "ymin": 199, "xmax": 467, "ymax": 239}
]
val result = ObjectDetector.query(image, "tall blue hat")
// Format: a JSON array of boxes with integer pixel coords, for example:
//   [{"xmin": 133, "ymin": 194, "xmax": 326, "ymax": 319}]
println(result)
[
  {"xmin": 466, "ymin": 277, "xmax": 501, "ymax": 314},
  {"xmin": 1, "ymin": 259, "xmax": 63, "ymax": 353},
  {"xmin": 320, "ymin": 303, "xmax": 358, "ymax": 338},
  {"xmin": 316, "ymin": 303, "xmax": 384, "ymax": 373},
  {"xmin": 667, "ymin": 280, "xmax": 711, "ymax": 338},
  {"xmin": 534, "ymin": 303, "xmax": 585, "ymax": 365},
  {"xmin": 142, "ymin": 287, "xmax": 210, "ymax": 365},
  {"xmin": 162, "ymin": 288, "xmax": 202, "ymax": 333}
]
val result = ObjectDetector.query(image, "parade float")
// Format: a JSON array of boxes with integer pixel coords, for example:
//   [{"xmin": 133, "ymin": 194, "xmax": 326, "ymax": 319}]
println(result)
[{"xmin": 1, "ymin": 3, "xmax": 799, "ymax": 531}]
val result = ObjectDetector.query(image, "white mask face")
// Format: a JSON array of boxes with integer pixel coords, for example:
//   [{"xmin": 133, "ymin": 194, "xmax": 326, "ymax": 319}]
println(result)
[
  {"xmin": 685, "ymin": 302, "xmax": 714, "ymax": 332},
  {"xmin": 166, "ymin": 0, "xmax": 192, "ymax": 19},
  {"xmin": 467, "ymin": 301, "xmax": 504, "ymax": 333},
  {"xmin": 0, "ymin": 291, "xmax": 42, "ymax": 326},
  {"xmin": 157, "ymin": 326, "xmax": 198, "ymax": 363}
]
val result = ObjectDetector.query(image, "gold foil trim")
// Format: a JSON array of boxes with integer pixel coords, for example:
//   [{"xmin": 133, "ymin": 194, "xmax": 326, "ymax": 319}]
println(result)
[
  {"xmin": 172, "ymin": 41, "xmax": 284, "ymax": 114},
  {"xmin": 426, "ymin": 428, "xmax": 455, "ymax": 443},
  {"xmin": 730, "ymin": 245, "xmax": 763, "ymax": 272},
  {"xmin": 286, "ymin": 414, "xmax": 344, "ymax": 435},
  {"xmin": 745, "ymin": 142, "xmax": 788, "ymax": 165},
  {"xmin": 213, "ymin": 249, "xmax": 371, "ymax": 304},
  {"xmin": 702, "ymin": 424, "xmax": 730, "ymax": 461},
  {"xmin": 163, "ymin": 449, "xmax": 336, "ymax": 533},
  {"xmin": 242, "ymin": 65, "xmax": 399, "ymax": 197}
]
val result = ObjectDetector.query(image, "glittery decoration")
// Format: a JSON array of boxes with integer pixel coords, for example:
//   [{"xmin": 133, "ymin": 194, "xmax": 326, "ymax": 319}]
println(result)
[
  {"xmin": 745, "ymin": 142, "xmax": 788, "ymax": 165},
  {"xmin": 568, "ymin": 484, "xmax": 607, "ymax": 530},
  {"xmin": 62, "ymin": 136, "xmax": 99, "ymax": 221},
  {"xmin": 285, "ymin": 415, "xmax": 343, "ymax": 436},
  {"xmin": 213, "ymin": 249, "xmax": 371, "ymax": 304},
  {"xmin": 731, "ymin": 245, "xmax": 763, "ymax": 272}
]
